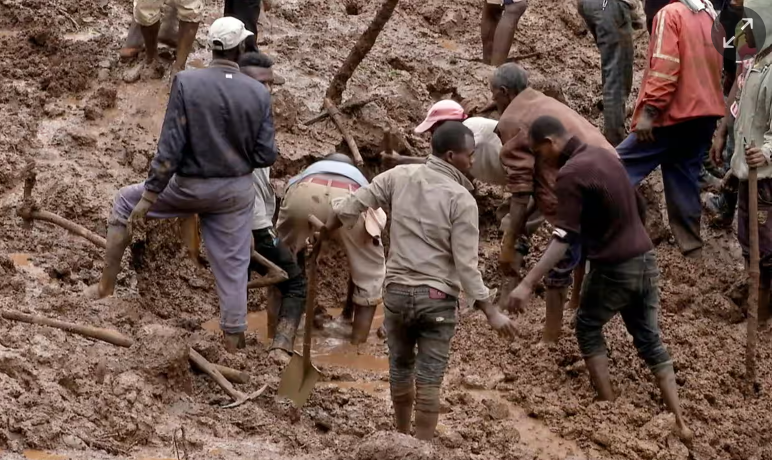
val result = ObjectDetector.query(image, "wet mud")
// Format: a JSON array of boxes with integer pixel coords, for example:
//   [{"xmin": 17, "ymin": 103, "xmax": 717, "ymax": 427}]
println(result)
[{"xmin": 1, "ymin": 0, "xmax": 771, "ymax": 458}]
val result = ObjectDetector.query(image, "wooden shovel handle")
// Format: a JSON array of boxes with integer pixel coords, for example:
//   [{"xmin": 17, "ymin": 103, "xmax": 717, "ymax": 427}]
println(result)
[
  {"xmin": 1, "ymin": 310, "xmax": 133, "ymax": 347},
  {"xmin": 188, "ymin": 348, "xmax": 242, "ymax": 400}
]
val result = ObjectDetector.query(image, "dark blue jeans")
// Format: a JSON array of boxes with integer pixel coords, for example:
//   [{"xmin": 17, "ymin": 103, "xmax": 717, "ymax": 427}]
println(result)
[
  {"xmin": 384, "ymin": 284, "xmax": 457, "ymax": 414},
  {"xmin": 517, "ymin": 239, "xmax": 582, "ymax": 288},
  {"xmin": 576, "ymin": 251, "xmax": 672, "ymax": 372},
  {"xmin": 617, "ymin": 117, "xmax": 719, "ymax": 255}
]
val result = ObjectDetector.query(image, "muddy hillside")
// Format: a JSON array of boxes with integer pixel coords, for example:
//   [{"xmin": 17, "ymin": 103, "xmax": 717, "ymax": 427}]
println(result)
[{"xmin": 1, "ymin": 0, "xmax": 771, "ymax": 458}]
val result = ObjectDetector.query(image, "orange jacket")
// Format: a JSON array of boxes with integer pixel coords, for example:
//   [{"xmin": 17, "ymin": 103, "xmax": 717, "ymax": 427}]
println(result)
[{"xmin": 632, "ymin": 2, "xmax": 724, "ymax": 129}]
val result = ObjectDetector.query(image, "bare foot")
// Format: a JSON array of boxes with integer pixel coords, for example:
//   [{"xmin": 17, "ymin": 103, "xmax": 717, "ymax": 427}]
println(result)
[
  {"xmin": 268, "ymin": 348, "xmax": 292, "ymax": 365},
  {"xmin": 675, "ymin": 423, "xmax": 694, "ymax": 444}
]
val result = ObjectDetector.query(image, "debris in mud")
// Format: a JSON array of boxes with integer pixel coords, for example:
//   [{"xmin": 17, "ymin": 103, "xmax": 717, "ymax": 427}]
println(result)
[{"xmin": 354, "ymin": 431, "xmax": 434, "ymax": 460}]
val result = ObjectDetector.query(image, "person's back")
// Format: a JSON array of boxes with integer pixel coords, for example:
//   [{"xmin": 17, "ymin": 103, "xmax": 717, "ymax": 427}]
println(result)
[
  {"xmin": 556, "ymin": 141, "xmax": 652, "ymax": 263},
  {"xmin": 171, "ymin": 66, "xmax": 275, "ymax": 180}
]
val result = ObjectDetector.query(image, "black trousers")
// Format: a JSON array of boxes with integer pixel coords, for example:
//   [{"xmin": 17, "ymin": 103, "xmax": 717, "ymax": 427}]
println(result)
[{"xmin": 224, "ymin": 0, "xmax": 262, "ymax": 51}]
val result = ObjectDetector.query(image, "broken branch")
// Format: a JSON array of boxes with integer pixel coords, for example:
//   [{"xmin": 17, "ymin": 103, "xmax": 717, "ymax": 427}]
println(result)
[
  {"xmin": 324, "ymin": 98, "xmax": 364, "ymax": 167},
  {"xmin": 303, "ymin": 96, "xmax": 376, "ymax": 126},
  {"xmin": 1, "ymin": 310, "xmax": 134, "ymax": 347}
]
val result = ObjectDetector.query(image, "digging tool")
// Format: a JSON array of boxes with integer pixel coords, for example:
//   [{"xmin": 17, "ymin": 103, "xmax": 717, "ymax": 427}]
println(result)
[
  {"xmin": 277, "ymin": 214, "xmax": 325, "ymax": 407},
  {"xmin": 747, "ymin": 140, "xmax": 760, "ymax": 393},
  {"xmin": 248, "ymin": 250, "xmax": 289, "ymax": 288},
  {"xmin": 211, "ymin": 362, "xmax": 250, "ymax": 385},
  {"xmin": 188, "ymin": 348, "xmax": 267, "ymax": 408},
  {"xmin": 1, "ymin": 310, "xmax": 134, "ymax": 347}
]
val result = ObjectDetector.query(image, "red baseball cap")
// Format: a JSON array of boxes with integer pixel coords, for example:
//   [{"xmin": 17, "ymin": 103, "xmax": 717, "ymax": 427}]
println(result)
[{"xmin": 414, "ymin": 100, "xmax": 467, "ymax": 134}]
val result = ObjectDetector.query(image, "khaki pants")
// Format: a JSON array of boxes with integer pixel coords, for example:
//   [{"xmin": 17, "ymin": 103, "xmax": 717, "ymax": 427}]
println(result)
[
  {"xmin": 277, "ymin": 180, "xmax": 386, "ymax": 306},
  {"xmin": 134, "ymin": 0, "xmax": 201, "ymax": 26}
]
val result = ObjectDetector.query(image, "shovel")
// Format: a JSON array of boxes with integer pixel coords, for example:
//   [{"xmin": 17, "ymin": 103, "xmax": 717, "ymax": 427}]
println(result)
[{"xmin": 277, "ymin": 214, "xmax": 325, "ymax": 407}]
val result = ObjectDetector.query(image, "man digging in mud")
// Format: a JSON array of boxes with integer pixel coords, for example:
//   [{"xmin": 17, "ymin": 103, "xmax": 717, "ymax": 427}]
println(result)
[
  {"xmin": 276, "ymin": 154, "xmax": 387, "ymax": 345},
  {"xmin": 728, "ymin": 0, "xmax": 772, "ymax": 322},
  {"xmin": 124, "ymin": 0, "xmax": 202, "ymax": 82},
  {"xmin": 492, "ymin": 62, "xmax": 613, "ymax": 343},
  {"xmin": 508, "ymin": 116, "xmax": 692, "ymax": 442},
  {"xmin": 322, "ymin": 121, "xmax": 517, "ymax": 441},
  {"xmin": 118, "ymin": 4, "xmax": 178, "ymax": 61},
  {"xmin": 86, "ymin": 18, "xmax": 278, "ymax": 353}
]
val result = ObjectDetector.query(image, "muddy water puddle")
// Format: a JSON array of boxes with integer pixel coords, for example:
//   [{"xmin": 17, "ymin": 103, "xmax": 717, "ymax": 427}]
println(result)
[
  {"xmin": 8, "ymin": 253, "xmax": 51, "ymax": 283},
  {"xmin": 22, "ymin": 450, "xmax": 69, "ymax": 460},
  {"xmin": 202, "ymin": 306, "xmax": 389, "ymax": 373}
]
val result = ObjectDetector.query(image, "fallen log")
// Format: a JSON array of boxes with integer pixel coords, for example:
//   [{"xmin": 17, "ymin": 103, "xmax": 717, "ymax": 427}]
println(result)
[
  {"xmin": 325, "ymin": 0, "xmax": 400, "ymax": 104},
  {"xmin": 324, "ymin": 98, "xmax": 364, "ymax": 167},
  {"xmin": 303, "ymin": 96, "xmax": 376, "ymax": 126}
]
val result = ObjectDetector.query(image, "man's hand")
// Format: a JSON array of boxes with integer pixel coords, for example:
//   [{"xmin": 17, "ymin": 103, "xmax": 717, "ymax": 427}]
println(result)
[
  {"xmin": 746, "ymin": 146, "xmax": 768, "ymax": 168},
  {"xmin": 635, "ymin": 109, "xmax": 656, "ymax": 143},
  {"xmin": 476, "ymin": 300, "xmax": 517, "ymax": 340},
  {"xmin": 507, "ymin": 281, "xmax": 533, "ymax": 314},
  {"xmin": 499, "ymin": 235, "xmax": 518, "ymax": 276},
  {"xmin": 127, "ymin": 191, "xmax": 158, "ymax": 236},
  {"xmin": 710, "ymin": 126, "xmax": 728, "ymax": 169}
]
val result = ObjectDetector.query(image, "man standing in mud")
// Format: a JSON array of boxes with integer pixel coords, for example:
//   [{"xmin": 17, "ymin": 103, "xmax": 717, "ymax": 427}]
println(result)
[
  {"xmin": 509, "ymin": 115, "xmax": 692, "ymax": 442},
  {"xmin": 126, "ymin": 0, "xmax": 202, "ymax": 82},
  {"xmin": 616, "ymin": 0, "xmax": 723, "ymax": 259},
  {"xmin": 276, "ymin": 153, "xmax": 387, "ymax": 345},
  {"xmin": 322, "ymin": 121, "xmax": 517, "ymax": 441},
  {"xmin": 492, "ymin": 62, "xmax": 613, "ymax": 343},
  {"xmin": 728, "ymin": 0, "xmax": 772, "ymax": 322},
  {"xmin": 481, "ymin": 0, "xmax": 528, "ymax": 66},
  {"xmin": 86, "ymin": 18, "xmax": 278, "ymax": 352}
]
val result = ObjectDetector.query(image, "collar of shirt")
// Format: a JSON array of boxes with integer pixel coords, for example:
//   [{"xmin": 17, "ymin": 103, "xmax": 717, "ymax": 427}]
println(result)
[
  {"xmin": 559, "ymin": 136, "xmax": 585, "ymax": 164},
  {"xmin": 425, "ymin": 155, "xmax": 474, "ymax": 191},
  {"xmin": 209, "ymin": 59, "xmax": 240, "ymax": 70}
]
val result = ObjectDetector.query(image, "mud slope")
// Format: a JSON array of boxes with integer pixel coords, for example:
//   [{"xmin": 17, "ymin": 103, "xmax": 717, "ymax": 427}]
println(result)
[{"xmin": 1, "ymin": 0, "xmax": 770, "ymax": 458}]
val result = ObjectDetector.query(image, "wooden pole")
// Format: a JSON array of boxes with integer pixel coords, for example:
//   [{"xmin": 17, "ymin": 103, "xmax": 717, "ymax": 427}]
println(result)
[
  {"xmin": 325, "ymin": 0, "xmax": 400, "ymax": 105},
  {"xmin": 747, "ymin": 164, "xmax": 760, "ymax": 393},
  {"xmin": 303, "ymin": 96, "xmax": 376, "ymax": 126},
  {"xmin": 324, "ymin": 98, "xmax": 364, "ymax": 167}
]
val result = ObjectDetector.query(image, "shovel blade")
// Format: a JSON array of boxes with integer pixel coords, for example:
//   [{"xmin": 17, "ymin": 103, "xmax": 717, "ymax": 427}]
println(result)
[{"xmin": 277, "ymin": 352, "xmax": 322, "ymax": 407}]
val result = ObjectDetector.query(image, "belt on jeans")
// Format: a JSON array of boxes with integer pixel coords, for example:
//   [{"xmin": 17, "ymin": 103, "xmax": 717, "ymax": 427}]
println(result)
[
  {"xmin": 387, "ymin": 284, "xmax": 456, "ymax": 300},
  {"xmin": 302, "ymin": 177, "xmax": 360, "ymax": 192}
]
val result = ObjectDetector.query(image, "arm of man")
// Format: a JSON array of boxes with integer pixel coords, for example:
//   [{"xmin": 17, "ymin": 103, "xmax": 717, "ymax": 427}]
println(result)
[
  {"xmin": 711, "ymin": 78, "xmax": 740, "ymax": 167},
  {"xmin": 251, "ymin": 93, "xmax": 279, "ymax": 168},
  {"xmin": 507, "ymin": 169, "xmax": 580, "ymax": 312},
  {"xmin": 635, "ymin": 9, "xmax": 681, "ymax": 138},
  {"xmin": 381, "ymin": 153, "xmax": 426, "ymax": 170},
  {"xmin": 145, "ymin": 76, "xmax": 189, "ymax": 195},
  {"xmin": 451, "ymin": 197, "xmax": 517, "ymax": 340},
  {"xmin": 498, "ymin": 128, "xmax": 536, "ymax": 272},
  {"xmin": 327, "ymin": 168, "xmax": 397, "ymax": 234}
]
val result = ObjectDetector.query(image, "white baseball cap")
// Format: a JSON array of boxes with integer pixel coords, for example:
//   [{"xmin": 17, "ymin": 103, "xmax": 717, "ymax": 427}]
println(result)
[{"xmin": 208, "ymin": 17, "xmax": 254, "ymax": 51}]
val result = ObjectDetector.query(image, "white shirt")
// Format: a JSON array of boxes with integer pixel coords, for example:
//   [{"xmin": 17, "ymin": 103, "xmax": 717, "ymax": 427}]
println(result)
[
  {"xmin": 464, "ymin": 117, "xmax": 508, "ymax": 186},
  {"xmin": 252, "ymin": 167, "xmax": 276, "ymax": 230}
]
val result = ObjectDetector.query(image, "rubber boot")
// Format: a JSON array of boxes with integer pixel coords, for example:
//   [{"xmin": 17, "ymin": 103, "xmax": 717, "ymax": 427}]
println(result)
[
  {"xmin": 585, "ymin": 354, "xmax": 615, "ymax": 401},
  {"xmin": 170, "ymin": 20, "xmax": 199, "ymax": 77},
  {"xmin": 341, "ymin": 277, "xmax": 355, "ymax": 322},
  {"xmin": 223, "ymin": 331, "xmax": 246, "ymax": 352},
  {"xmin": 158, "ymin": 3, "xmax": 179, "ymax": 47},
  {"xmin": 268, "ymin": 297, "xmax": 304, "ymax": 364},
  {"xmin": 391, "ymin": 384, "xmax": 414, "ymax": 435},
  {"xmin": 351, "ymin": 303, "xmax": 377, "ymax": 345},
  {"xmin": 86, "ymin": 224, "xmax": 131, "ymax": 299},
  {"xmin": 542, "ymin": 286, "xmax": 567, "ymax": 343},
  {"xmin": 654, "ymin": 366, "xmax": 693, "ymax": 442},
  {"xmin": 119, "ymin": 21, "xmax": 144, "ymax": 60},
  {"xmin": 415, "ymin": 410, "xmax": 440, "ymax": 441}
]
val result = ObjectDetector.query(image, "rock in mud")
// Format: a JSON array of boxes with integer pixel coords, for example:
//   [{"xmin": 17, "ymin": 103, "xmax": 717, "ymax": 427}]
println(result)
[
  {"xmin": 355, "ymin": 431, "xmax": 434, "ymax": 460},
  {"xmin": 483, "ymin": 397, "xmax": 510, "ymax": 420}
]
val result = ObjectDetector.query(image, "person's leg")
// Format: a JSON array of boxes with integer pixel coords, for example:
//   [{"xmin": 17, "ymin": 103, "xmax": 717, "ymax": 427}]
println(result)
[
  {"xmin": 384, "ymin": 285, "xmax": 419, "ymax": 435},
  {"xmin": 481, "ymin": 2, "xmax": 502, "ymax": 64},
  {"xmin": 490, "ymin": 0, "xmax": 528, "ymax": 66},
  {"xmin": 197, "ymin": 177, "xmax": 255, "ymax": 351},
  {"xmin": 134, "ymin": 0, "xmax": 163, "ymax": 63},
  {"xmin": 120, "ymin": 20, "xmax": 145, "ymax": 60},
  {"xmin": 171, "ymin": 0, "xmax": 202, "ymax": 76},
  {"xmin": 414, "ymin": 288, "xmax": 457, "ymax": 441},
  {"xmin": 542, "ymin": 242, "xmax": 582, "ymax": 342},
  {"xmin": 592, "ymin": 0, "xmax": 633, "ymax": 147},
  {"xmin": 225, "ymin": 0, "xmax": 261, "ymax": 51},
  {"xmin": 616, "ymin": 129, "xmax": 671, "ymax": 186},
  {"xmin": 158, "ymin": 3, "xmax": 179, "ymax": 47},
  {"xmin": 661, "ymin": 120, "xmax": 715, "ymax": 256},
  {"xmin": 619, "ymin": 251, "xmax": 691, "ymax": 441},
  {"xmin": 251, "ymin": 227, "xmax": 307, "ymax": 362},
  {"xmin": 575, "ymin": 264, "xmax": 628, "ymax": 401},
  {"xmin": 338, "ymin": 215, "xmax": 386, "ymax": 344}
]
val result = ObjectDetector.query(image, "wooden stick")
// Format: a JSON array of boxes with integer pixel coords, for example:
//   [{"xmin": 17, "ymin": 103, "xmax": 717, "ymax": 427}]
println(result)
[
  {"xmin": 19, "ymin": 209, "xmax": 107, "ymax": 248},
  {"xmin": 1, "ymin": 310, "xmax": 134, "ymax": 347},
  {"xmin": 324, "ymin": 98, "xmax": 364, "ymax": 167},
  {"xmin": 248, "ymin": 250, "xmax": 289, "ymax": 289},
  {"xmin": 303, "ymin": 97, "xmax": 376, "ymax": 126},
  {"xmin": 325, "ymin": 0, "xmax": 400, "ymax": 104},
  {"xmin": 747, "ymin": 163, "xmax": 760, "ymax": 393},
  {"xmin": 211, "ymin": 363, "xmax": 250, "ymax": 384}
]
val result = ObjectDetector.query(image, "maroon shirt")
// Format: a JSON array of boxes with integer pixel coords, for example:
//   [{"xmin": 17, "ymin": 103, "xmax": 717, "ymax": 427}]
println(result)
[{"xmin": 553, "ymin": 137, "xmax": 653, "ymax": 263}]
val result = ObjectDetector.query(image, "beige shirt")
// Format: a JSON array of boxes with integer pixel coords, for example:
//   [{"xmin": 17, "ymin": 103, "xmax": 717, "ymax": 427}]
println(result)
[
  {"xmin": 730, "ymin": 52, "xmax": 772, "ymax": 180},
  {"xmin": 332, "ymin": 156, "xmax": 492, "ymax": 302}
]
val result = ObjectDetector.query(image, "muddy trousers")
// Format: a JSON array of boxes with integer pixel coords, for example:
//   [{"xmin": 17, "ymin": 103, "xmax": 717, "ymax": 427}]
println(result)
[
  {"xmin": 251, "ymin": 226, "xmax": 306, "ymax": 350},
  {"xmin": 578, "ymin": 0, "xmax": 633, "ymax": 147},
  {"xmin": 111, "ymin": 175, "xmax": 254, "ymax": 334},
  {"xmin": 576, "ymin": 251, "xmax": 672, "ymax": 373},
  {"xmin": 224, "ymin": 0, "xmax": 261, "ymax": 51},
  {"xmin": 384, "ymin": 284, "xmax": 457, "ymax": 433},
  {"xmin": 617, "ymin": 117, "xmax": 719, "ymax": 255}
]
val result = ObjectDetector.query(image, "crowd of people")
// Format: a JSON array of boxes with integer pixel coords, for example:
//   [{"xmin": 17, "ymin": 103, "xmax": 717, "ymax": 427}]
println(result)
[{"xmin": 83, "ymin": 0, "xmax": 772, "ymax": 445}]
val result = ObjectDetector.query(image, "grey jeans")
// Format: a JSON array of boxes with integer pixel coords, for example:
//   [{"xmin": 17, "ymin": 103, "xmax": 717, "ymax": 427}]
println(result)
[
  {"xmin": 578, "ymin": 0, "xmax": 633, "ymax": 147},
  {"xmin": 110, "ymin": 174, "xmax": 255, "ymax": 333},
  {"xmin": 384, "ymin": 284, "xmax": 457, "ymax": 414},
  {"xmin": 576, "ymin": 251, "xmax": 672, "ymax": 372}
]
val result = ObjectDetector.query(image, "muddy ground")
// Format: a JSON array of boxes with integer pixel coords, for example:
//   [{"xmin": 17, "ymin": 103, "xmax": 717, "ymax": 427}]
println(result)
[{"xmin": 1, "ymin": 0, "xmax": 771, "ymax": 458}]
